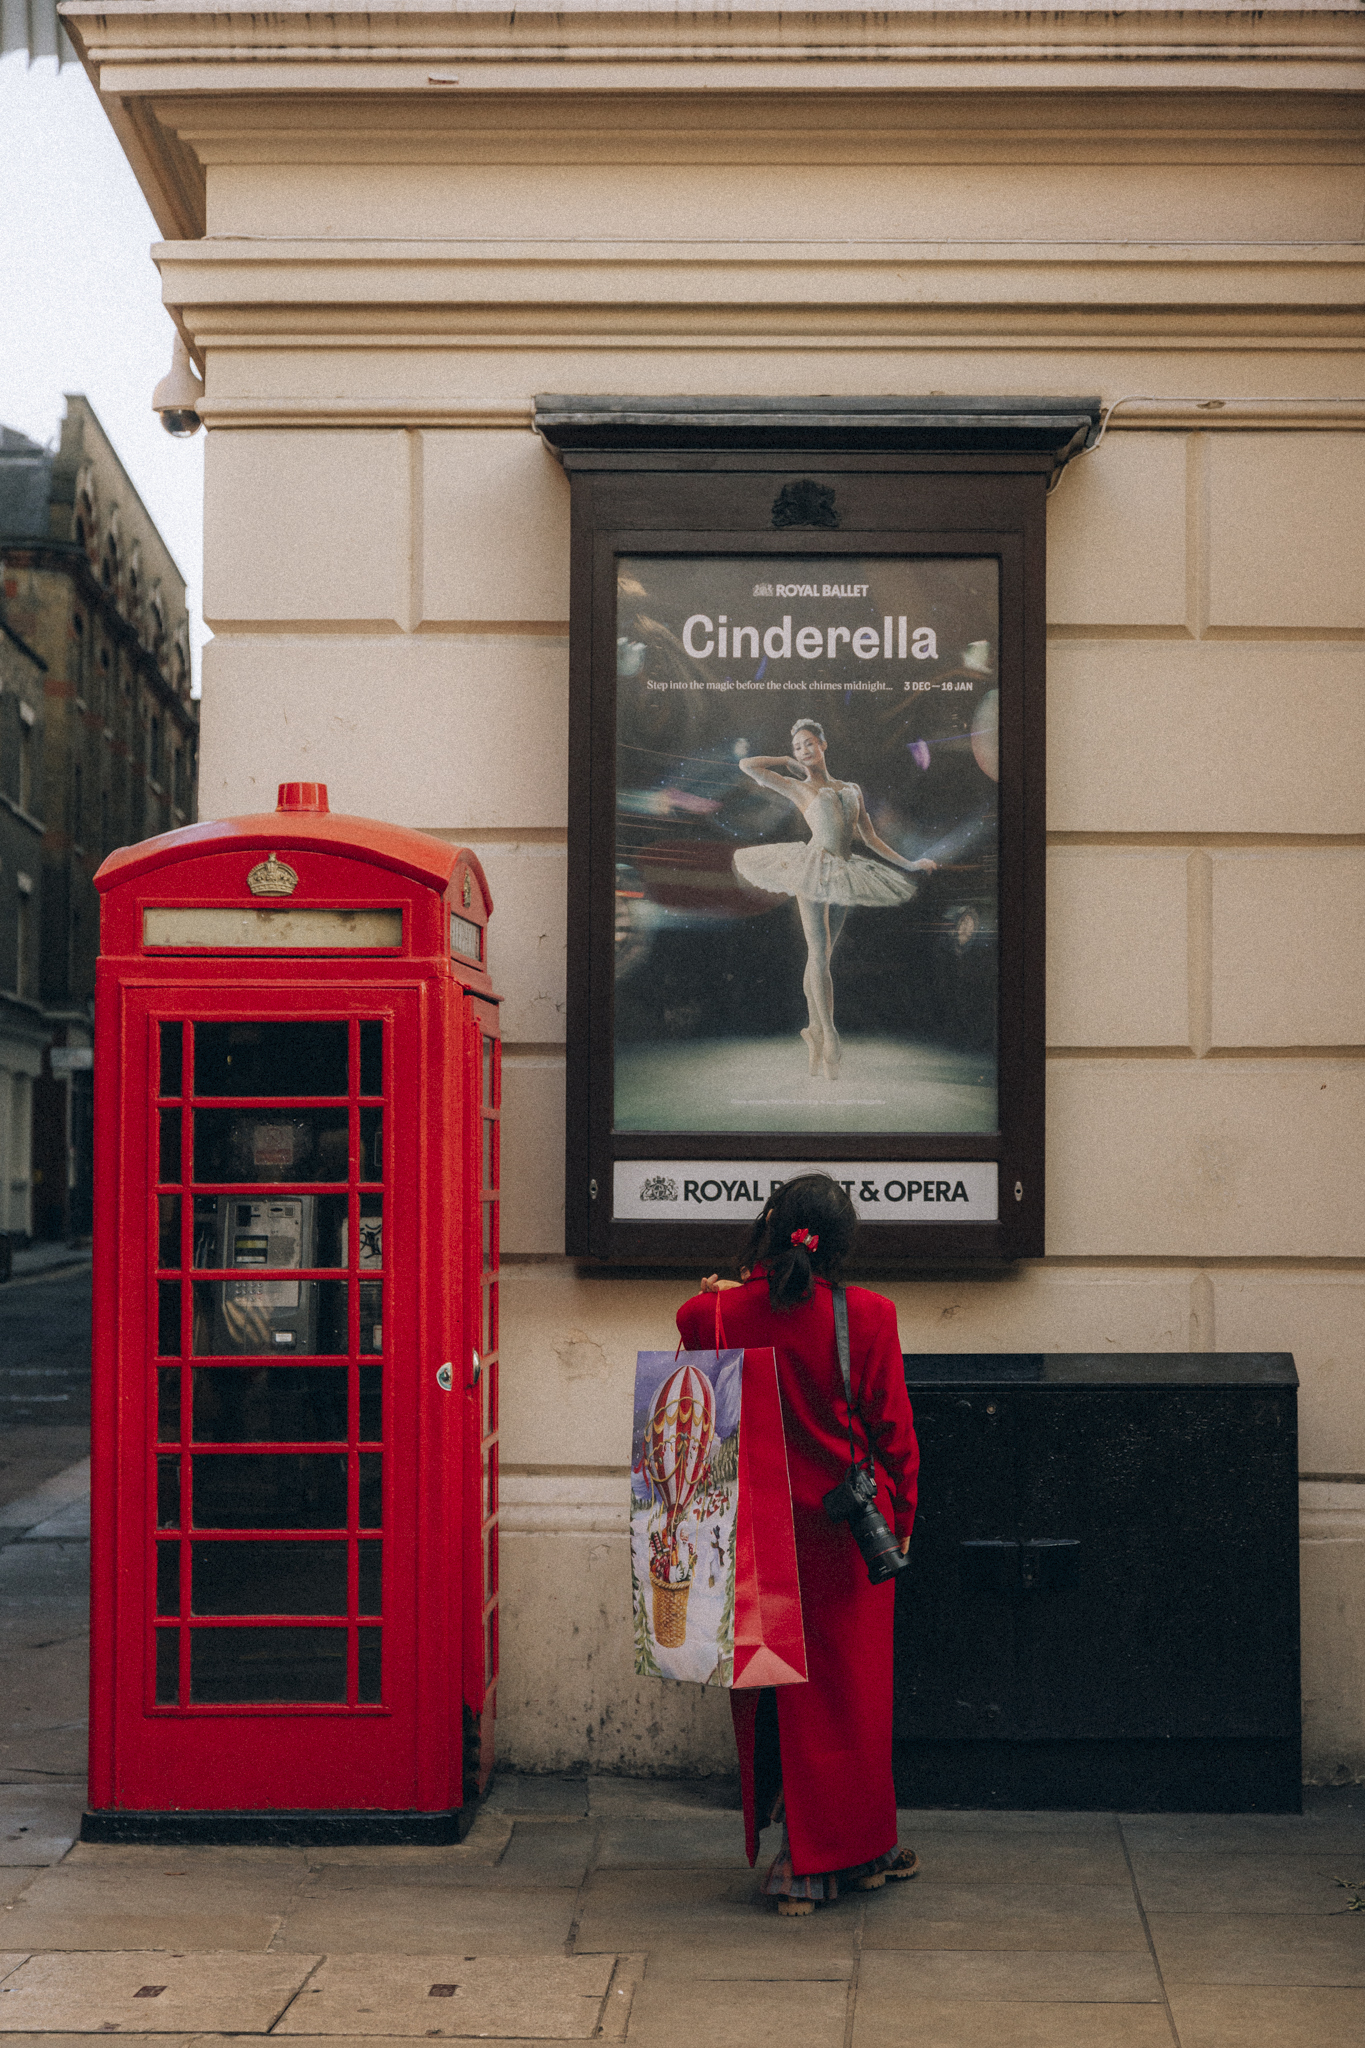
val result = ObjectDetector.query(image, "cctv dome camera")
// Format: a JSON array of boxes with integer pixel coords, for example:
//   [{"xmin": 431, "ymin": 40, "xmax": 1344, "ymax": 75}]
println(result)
[{"xmin": 153, "ymin": 334, "xmax": 204, "ymax": 439}]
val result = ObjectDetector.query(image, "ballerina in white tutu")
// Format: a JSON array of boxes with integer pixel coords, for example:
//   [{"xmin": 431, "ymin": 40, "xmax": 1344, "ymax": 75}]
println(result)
[{"xmin": 734, "ymin": 719, "xmax": 936, "ymax": 1081}]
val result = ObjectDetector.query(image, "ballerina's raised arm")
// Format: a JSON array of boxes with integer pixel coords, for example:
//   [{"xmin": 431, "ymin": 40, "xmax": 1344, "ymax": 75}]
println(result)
[{"xmin": 737, "ymin": 753, "xmax": 814, "ymax": 808}]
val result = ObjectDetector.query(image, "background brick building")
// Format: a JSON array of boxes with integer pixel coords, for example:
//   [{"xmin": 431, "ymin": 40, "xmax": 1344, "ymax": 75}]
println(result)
[{"xmin": 0, "ymin": 396, "xmax": 197, "ymax": 1241}]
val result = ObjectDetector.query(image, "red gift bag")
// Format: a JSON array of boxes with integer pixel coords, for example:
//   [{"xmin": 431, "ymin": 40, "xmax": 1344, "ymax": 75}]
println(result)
[
  {"xmin": 730, "ymin": 1339, "xmax": 808, "ymax": 1690},
  {"xmin": 630, "ymin": 1294, "xmax": 806, "ymax": 1692}
]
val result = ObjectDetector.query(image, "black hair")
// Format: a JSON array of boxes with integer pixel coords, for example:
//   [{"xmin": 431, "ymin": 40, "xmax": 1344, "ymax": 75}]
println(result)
[{"xmin": 741, "ymin": 1173, "xmax": 859, "ymax": 1310}]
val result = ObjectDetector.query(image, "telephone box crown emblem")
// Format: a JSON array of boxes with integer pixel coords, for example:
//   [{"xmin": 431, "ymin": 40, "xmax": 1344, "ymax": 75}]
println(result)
[{"xmin": 247, "ymin": 852, "xmax": 299, "ymax": 898}]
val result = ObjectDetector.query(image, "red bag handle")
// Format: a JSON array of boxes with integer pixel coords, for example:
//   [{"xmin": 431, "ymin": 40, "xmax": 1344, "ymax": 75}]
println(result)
[{"xmin": 676, "ymin": 1288, "xmax": 728, "ymax": 1360}]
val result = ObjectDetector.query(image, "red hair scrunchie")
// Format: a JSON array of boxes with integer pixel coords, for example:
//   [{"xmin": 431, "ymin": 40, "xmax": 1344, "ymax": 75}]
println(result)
[{"xmin": 790, "ymin": 1228, "xmax": 819, "ymax": 1251}]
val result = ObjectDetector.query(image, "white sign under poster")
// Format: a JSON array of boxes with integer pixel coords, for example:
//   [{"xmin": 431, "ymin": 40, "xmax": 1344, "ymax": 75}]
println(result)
[{"xmin": 613, "ymin": 1160, "xmax": 999, "ymax": 1223}]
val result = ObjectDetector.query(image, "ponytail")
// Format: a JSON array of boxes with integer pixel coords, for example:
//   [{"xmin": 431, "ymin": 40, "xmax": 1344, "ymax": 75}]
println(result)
[{"xmin": 741, "ymin": 1174, "xmax": 858, "ymax": 1310}]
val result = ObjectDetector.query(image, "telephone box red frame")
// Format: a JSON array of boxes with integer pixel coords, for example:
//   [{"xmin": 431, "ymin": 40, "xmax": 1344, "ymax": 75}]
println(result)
[{"xmin": 84, "ymin": 783, "xmax": 500, "ymax": 1842}]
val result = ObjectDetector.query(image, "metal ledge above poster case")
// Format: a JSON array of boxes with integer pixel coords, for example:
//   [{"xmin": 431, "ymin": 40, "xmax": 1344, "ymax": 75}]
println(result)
[{"xmin": 539, "ymin": 396, "xmax": 1099, "ymax": 1266}]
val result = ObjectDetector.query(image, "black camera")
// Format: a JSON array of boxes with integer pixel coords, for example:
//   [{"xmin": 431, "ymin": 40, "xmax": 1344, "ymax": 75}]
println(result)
[{"xmin": 823, "ymin": 1463, "xmax": 908, "ymax": 1585}]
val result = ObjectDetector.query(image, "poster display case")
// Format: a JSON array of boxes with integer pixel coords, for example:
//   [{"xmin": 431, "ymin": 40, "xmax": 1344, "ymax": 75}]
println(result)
[{"xmin": 538, "ymin": 396, "xmax": 1100, "ymax": 1265}]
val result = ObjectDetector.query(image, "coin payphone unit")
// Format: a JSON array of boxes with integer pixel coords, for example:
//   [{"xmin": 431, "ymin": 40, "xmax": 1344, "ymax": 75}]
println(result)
[{"xmin": 87, "ymin": 784, "xmax": 500, "ymax": 1842}]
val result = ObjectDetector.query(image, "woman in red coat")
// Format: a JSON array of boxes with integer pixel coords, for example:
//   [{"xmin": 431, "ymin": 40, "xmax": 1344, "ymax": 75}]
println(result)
[{"xmin": 676, "ymin": 1174, "xmax": 921, "ymax": 1914}]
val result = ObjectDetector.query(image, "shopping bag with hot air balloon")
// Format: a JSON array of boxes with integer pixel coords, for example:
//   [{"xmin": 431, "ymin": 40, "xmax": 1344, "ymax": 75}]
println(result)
[{"xmin": 629, "ymin": 1303, "xmax": 806, "ymax": 1690}]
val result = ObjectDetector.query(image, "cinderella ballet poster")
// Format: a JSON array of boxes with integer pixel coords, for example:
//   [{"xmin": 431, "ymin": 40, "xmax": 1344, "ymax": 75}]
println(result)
[{"xmin": 613, "ymin": 553, "xmax": 1001, "ymax": 1137}]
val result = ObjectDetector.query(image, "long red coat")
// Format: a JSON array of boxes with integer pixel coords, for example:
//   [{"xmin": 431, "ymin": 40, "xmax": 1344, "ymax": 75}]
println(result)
[{"xmin": 676, "ymin": 1274, "xmax": 919, "ymax": 1876}]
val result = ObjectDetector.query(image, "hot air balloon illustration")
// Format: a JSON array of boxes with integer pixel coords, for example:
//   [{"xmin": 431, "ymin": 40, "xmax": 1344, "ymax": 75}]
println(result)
[{"xmin": 641, "ymin": 1362, "xmax": 716, "ymax": 1647}]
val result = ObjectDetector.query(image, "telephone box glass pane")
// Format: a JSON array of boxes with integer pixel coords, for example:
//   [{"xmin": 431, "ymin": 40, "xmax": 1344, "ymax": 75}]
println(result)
[
  {"xmin": 356, "ymin": 1197, "xmax": 383, "ymax": 1269},
  {"xmin": 359, "ymin": 1539, "xmax": 382, "ymax": 1615},
  {"xmin": 359, "ymin": 1108, "xmax": 383, "ymax": 1181},
  {"xmin": 191, "ymin": 1279, "xmax": 348, "ymax": 1357},
  {"xmin": 191, "ymin": 1540, "xmax": 347, "ymax": 1616},
  {"xmin": 157, "ymin": 1457, "xmax": 180, "ymax": 1528},
  {"xmin": 482, "ymin": 1035, "xmax": 493, "ymax": 1107},
  {"xmin": 159, "ymin": 1022, "xmax": 183, "ymax": 1098},
  {"xmin": 359, "ymin": 1453, "xmax": 382, "ymax": 1528},
  {"xmin": 192, "ymin": 1366, "xmax": 349, "ymax": 1443},
  {"xmin": 159, "ymin": 1109, "xmax": 181, "ymax": 1184},
  {"xmin": 157, "ymin": 1283, "xmax": 181, "ymax": 1356},
  {"xmin": 359, "ymin": 1021, "xmax": 382, "ymax": 1096},
  {"xmin": 157, "ymin": 1369, "xmax": 181, "ymax": 1443},
  {"xmin": 359, "ymin": 1366, "xmax": 382, "ymax": 1441},
  {"xmin": 156, "ymin": 1543, "xmax": 180, "ymax": 1616},
  {"xmin": 482, "ymin": 1118, "xmax": 495, "ymax": 1192},
  {"xmin": 359, "ymin": 1283, "xmax": 382, "ymax": 1356},
  {"xmin": 194, "ymin": 1022, "xmax": 349, "ymax": 1098},
  {"xmin": 155, "ymin": 1629, "xmax": 179, "ymax": 1703},
  {"xmin": 358, "ymin": 1628, "xmax": 382, "ymax": 1704},
  {"xmin": 189, "ymin": 1627, "xmax": 347, "ymax": 1704},
  {"xmin": 191, "ymin": 1452, "xmax": 348, "ymax": 1529},
  {"xmin": 157, "ymin": 1195, "xmax": 181, "ymax": 1271},
  {"xmin": 193, "ymin": 1109, "xmax": 349, "ymax": 1184}
]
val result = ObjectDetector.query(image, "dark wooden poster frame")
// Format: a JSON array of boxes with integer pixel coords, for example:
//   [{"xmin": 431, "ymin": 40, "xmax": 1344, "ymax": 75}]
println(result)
[{"xmin": 538, "ymin": 399, "xmax": 1100, "ymax": 1267}]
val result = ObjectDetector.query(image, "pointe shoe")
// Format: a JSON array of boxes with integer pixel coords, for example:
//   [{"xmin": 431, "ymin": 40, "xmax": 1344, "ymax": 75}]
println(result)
[
  {"xmin": 821, "ymin": 1033, "xmax": 841, "ymax": 1082},
  {"xmin": 800, "ymin": 1026, "xmax": 823, "ymax": 1076}
]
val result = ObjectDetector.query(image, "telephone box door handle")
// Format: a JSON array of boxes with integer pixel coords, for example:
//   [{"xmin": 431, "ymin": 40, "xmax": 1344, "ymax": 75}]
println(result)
[{"xmin": 436, "ymin": 1363, "xmax": 453, "ymax": 1392}]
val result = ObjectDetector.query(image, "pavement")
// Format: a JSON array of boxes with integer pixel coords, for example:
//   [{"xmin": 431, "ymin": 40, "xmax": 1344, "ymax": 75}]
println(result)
[{"xmin": 3, "ymin": 1267, "xmax": 1364, "ymax": 2044}]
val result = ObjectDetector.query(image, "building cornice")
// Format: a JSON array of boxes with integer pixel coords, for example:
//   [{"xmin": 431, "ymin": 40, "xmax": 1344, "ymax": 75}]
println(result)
[
  {"xmin": 60, "ymin": 4, "xmax": 1365, "ymax": 237},
  {"xmin": 155, "ymin": 238, "xmax": 1365, "ymax": 362}
]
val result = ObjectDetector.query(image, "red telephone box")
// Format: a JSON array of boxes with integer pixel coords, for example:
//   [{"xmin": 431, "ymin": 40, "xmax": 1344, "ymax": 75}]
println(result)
[{"xmin": 85, "ymin": 783, "xmax": 500, "ymax": 1842}]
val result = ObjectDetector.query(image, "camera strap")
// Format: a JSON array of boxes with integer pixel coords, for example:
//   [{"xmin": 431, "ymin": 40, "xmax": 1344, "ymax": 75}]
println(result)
[{"xmin": 832, "ymin": 1285, "xmax": 868, "ymax": 1473}]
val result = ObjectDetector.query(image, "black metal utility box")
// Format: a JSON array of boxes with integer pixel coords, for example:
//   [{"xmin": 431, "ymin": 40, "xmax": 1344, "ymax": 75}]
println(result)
[{"xmin": 894, "ymin": 1353, "xmax": 1300, "ymax": 1812}]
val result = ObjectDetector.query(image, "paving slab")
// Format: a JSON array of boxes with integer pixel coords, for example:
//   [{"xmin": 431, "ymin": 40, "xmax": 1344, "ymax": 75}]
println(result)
[
  {"xmin": 276, "ymin": 1885, "xmax": 579, "ymax": 1956},
  {"xmin": 855, "ymin": 1946, "xmax": 1161, "ymax": 2003},
  {"xmin": 304, "ymin": 1826, "xmax": 517, "ymax": 1875},
  {"xmin": 1167, "ymin": 1982, "xmax": 1365, "ymax": 2048},
  {"xmin": 896, "ymin": 1809, "xmax": 1125, "ymax": 1838},
  {"xmin": 296, "ymin": 1858, "xmax": 576, "ymax": 1897},
  {"xmin": 593, "ymin": 1816, "xmax": 750, "ymax": 1870},
  {"xmin": 885, "ymin": 1879, "xmax": 1141, "ymax": 1924},
  {"xmin": 63, "ymin": 1845, "xmax": 311, "ymax": 1874},
  {"xmin": 2, "ymin": 1862, "xmax": 298, "ymax": 1951},
  {"xmin": 0, "ymin": 2037, "xmax": 196, "ymax": 2048},
  {"xmin": 0, "ymin": 1967, "xmax": 26, "ymax": 1988},
  {"xmin": 850, "ymin": 1996, "xmax": 1172, "ymax": 2048},
  {"xmin": 859, "ymin": 1900, "xmax": 1146, "ymax": 1949},
  {"xmin": 0, "ymin": 1464, "xmax": 90, "ymax": 1534},
  {"xmin": 896, "ymin": 1824, "xmax": 1129, "ymax": 1886},
  {"xmin": 274, "ymin": 1953, "xmax": 615, "ymax": 2039},
  {"xmin": 1148, "ymin": 1908, "xmax": 1365, "ymax": 1986},
  {"xmin": 1122, "ymin": 1812, "xmax": 1365, "ymax": 1856},
  {"xmin": 585, "ymin": 1778, "xmax": 740, "ymax": 1818},
  {"xmin": 1126, "ymin": 1847, "xmax": 1353, "ymax": 1915},
  {"xmin": 0, "ymin": 1783, "xmax": 87, "ymax": 1866},
  {"xmin": 0, "ymin": 1950, "xmax": 317, "ymax": 2033},
  {"xmin": 625, "ymin": 1970, "xmax": 848, "ymax": 2048},
  {"xmin": 484, "ymin": 1778, "xmax": 588, "ymax": 1822},
  {"xmin": 494, "ymin": 1824, "xmax": 595, "ymax": 1884},
  {"xmin": 572, "ymin": 1870, "xmax": 858, "ymax": 1975}
]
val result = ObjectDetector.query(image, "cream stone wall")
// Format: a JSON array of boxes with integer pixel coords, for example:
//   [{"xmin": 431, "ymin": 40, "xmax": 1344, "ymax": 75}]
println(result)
[{"xmin": 61, "ymin": 1, "xmax": 1365, "ymax": 1781}]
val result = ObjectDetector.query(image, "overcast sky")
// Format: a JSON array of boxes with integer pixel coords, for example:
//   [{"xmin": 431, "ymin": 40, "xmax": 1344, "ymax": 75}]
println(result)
[{"xmin": 0, "ymin": 51, "xmax": 207, "ymax": 690}]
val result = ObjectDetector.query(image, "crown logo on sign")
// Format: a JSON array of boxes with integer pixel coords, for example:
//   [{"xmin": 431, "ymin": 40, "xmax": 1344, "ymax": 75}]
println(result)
[{"xmin": 247, "ymin": 852, "xmax": 299, "ymax": 898}]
